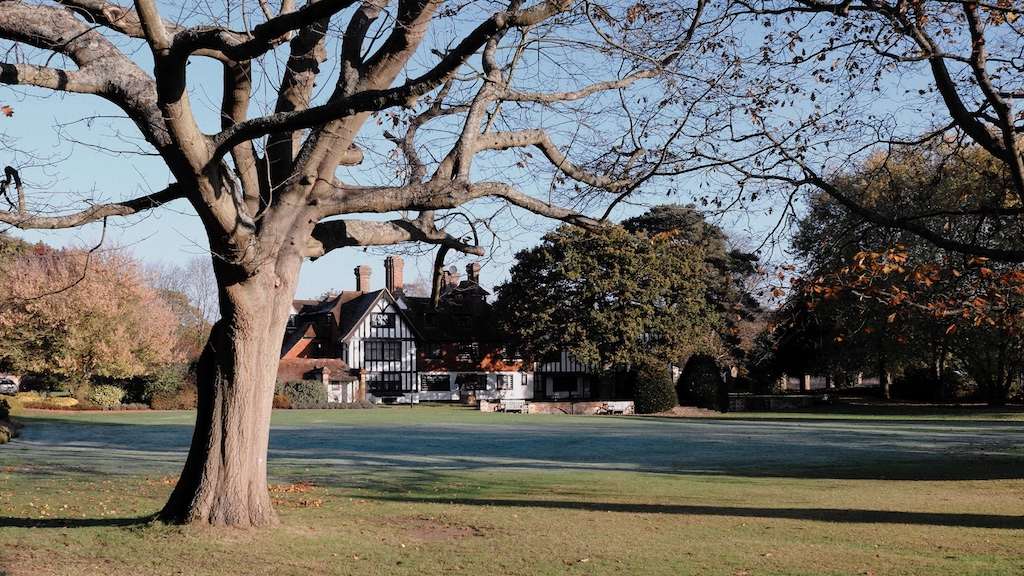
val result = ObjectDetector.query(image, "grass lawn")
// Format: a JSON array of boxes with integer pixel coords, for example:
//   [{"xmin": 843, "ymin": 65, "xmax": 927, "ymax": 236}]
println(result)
[{"xmin": 1, "ymin": 405, "xmax": 1022, "ymax": 576}]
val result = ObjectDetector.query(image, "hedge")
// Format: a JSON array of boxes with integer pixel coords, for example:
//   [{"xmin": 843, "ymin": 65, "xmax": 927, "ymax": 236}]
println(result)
[{"xmin": 632, "ymin": 357, "xmax": 677, "ymax": 414}]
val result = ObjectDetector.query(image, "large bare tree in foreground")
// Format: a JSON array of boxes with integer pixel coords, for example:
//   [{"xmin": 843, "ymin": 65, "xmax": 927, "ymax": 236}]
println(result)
[{"xmin": 0, "ymin": 0, "xmax": 727, "ymax": 526}]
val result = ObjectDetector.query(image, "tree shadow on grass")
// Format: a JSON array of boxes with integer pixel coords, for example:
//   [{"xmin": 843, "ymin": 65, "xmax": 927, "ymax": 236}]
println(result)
[
  {"xmin": 11, "ymin": 412, "xmax": 1024, "ymax": 481},
  {"xmin": 365, "ymin": 495, "xmax": 1024, "ymax": 530},
  {"xmin": 0, "ymin": 515, "xmax": 152, "ymax": 529}
]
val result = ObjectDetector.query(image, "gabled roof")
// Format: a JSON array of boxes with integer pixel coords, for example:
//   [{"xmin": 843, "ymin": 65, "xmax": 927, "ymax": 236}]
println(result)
[
  {"xmin": 337, "ymin": 289, "xmax": 422, "ymax": 341},
  {"xmin": 402, "ymin": 286, "xmax": 504, "ymax": 343},
  {"xmin": 281, "ymin": 321, "xmax": 316, "ymax": 356},
  {"xmin": 337, "ymin": 290, "xmax": 385, "ymax": 341},
  {"xmin": 277, "ymin": 358, "xmax": 355, "ymax": 383},
  {"xmin": 284, "ymin": 289, "xmax": 421, "ymax": 355}
]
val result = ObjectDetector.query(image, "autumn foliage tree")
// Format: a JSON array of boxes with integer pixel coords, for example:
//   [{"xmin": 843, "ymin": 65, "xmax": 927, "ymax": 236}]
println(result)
[
  {"xmin": 0, "ymin": 235, "xmax": 182, "ymax": 395},
  {"xmin": 772, "ymin": 146, "xmax": 1024, "ymax": 404}
]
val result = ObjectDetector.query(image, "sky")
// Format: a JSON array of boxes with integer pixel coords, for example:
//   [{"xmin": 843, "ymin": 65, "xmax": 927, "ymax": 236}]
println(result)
[{"xmin": 0, "ymin": 2, "xmax": 799, "ymax": 300}]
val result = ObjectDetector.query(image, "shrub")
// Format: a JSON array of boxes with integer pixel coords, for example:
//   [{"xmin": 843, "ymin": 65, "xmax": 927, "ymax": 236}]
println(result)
[
  {"xmin": 632, "ymin": 357, "xmax": 677, "ymax": 414},
  {"xmin": 20, "ymin": 397, "xmax": 79, "ymax": 410},
  {"xmin": 142, "ymin": 363, "xmax": 190, "ymax": 403},
  {"xmin": 14, "ymin": 391, "xmax": 42, "ymax": 403},
  {"xmin": 150, "ymin": 382, "xmax": 197, "ymax": 410},
  {"xmin": 275, "ymin": 380, "xmax": 327, "ymax": 409},
  {"xmin": 87, "ymin": 384, "xmax": 125, "ymax": 409},
  {"xmin": 677, "ymin": 354, "xmax": 725, "ymax": 410},
  {"xmin": 272, "ymin": 393, "xmax": 292, "ymax": 409},
  {"xmin": 893, "ymin": 368, "xmax": 967, "ymax": 401},
  {"xmin": 0, "ymin": 398, "xmax": 9, "ymax": 420}
]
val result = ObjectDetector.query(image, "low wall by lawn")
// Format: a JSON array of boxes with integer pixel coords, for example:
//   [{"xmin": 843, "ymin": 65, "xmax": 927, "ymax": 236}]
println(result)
[
  {"xmin": 728, "ymin": 393, "xmax": 821, "ymax": 412},
  {"xmin": 479, "ymin": 400, "xmax": 634, "ymax": 415}
]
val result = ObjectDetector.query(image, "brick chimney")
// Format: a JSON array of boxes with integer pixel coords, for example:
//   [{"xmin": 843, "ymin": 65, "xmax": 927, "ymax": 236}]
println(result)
[
  {"xmin": 354, "ymin": 265, "xmax": 371, "ymax": 292},
  {"xmin": 384, "ymin": 255, "xmax": 404, "ymax": 295},
  {"xmin": 466, "ymin": 262, "xmax": 481, "ymax": 284}
]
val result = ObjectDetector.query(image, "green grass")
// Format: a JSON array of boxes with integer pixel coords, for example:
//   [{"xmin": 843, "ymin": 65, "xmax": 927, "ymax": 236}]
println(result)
[{"xmin": 1, "ymin": 406, "xmax": 1023, "ymax": 575}]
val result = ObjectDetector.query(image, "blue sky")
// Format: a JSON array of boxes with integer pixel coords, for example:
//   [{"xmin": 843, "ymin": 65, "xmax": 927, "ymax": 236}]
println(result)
[{"xmin": 0, "ymin": 4, "xmax": 794, "ymax": 299}]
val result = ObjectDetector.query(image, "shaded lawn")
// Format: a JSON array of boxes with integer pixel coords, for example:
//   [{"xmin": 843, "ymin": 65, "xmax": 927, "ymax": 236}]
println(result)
[{"xmin": 1, "ymin": 406, "xmax": 1022, "ymax": 576}]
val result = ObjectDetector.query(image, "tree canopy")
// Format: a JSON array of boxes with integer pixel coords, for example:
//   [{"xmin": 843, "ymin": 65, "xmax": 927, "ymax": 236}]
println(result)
[
  {"xmin": 766, "ymin": 146, "xmax": 1024, "ymax": 404},
  {"xmin": 494, "ymin": 208, "xmax": 729, "ymax": 369},
  {"xmin": 0, "ymin": 235, "xmax": 184, "ymax": 394}
]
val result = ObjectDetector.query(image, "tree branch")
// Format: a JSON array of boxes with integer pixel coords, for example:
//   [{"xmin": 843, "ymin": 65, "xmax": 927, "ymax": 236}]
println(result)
[
  {"xmin": 211, "ymin": 0, "xmax": 571, "ymax": 158},
  {"xmin": 307, "ymin": 216, "xmax": 484, "ymax": 258},
  {"xmin": 0, "ymin": 182, "xmax": 183, "ymax": 230}
]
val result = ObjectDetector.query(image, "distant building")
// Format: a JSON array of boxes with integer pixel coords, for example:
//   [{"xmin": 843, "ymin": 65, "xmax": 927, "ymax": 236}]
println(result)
[{"xmin": 278, "ymin": 256, "xmax": 615, "ymax": 404}]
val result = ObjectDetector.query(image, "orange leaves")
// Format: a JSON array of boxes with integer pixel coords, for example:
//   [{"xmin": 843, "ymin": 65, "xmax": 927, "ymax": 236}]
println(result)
[
  {"xmin": 624, "ymin": 2, "xmax": 651, "ymax": 24},
  {"xmin": 0, "ymin": 105, "xmax": 12, "ymax": 117}
]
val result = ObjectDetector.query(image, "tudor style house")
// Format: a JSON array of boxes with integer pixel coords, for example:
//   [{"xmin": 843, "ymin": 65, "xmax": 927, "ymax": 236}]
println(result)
[{"xmin": 278, "ymin": 256, "xmax": 615, "ymax": 404}]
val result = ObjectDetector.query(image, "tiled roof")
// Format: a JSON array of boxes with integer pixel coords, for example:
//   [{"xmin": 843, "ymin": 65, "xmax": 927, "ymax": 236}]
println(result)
[{"xmin": 276, "ymin": 358, "xmax": 355, "ymax": 383}]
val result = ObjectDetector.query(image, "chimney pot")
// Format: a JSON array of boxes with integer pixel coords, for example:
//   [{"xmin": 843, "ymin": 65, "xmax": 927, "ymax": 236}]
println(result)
[
  {"xmin": 466, "ymin": 262, "xmax": 481, "ymax": 284},
  {"xmin": 354, "ymin": 265, "xmax": 372, "ymax": 292},
  {"xmin": 385, "ymin": 255, "xmax": 404, "ymax": 295},
  {"xmin": 447, "ymin": 265, "xmax": 461, "ymax": 287}
]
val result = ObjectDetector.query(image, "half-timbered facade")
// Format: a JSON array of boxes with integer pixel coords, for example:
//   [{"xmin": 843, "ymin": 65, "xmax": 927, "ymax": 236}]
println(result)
[
  {"xmin": 278, "ymin": 256, "xmax": 617, "ymax": 404},
  {"xmin": 279, "ymin": 263, "xmax": 420, "ymax": 403},
  {"xmin": 339, "ymin": 291, "xmax": 418, "ymax": 399}
]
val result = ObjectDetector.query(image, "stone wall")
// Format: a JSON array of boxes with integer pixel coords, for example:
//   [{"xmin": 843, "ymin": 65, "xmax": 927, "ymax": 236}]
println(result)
[{"xmin": 479, "ymin": 399, "xmax": 634, "ymax": 415}]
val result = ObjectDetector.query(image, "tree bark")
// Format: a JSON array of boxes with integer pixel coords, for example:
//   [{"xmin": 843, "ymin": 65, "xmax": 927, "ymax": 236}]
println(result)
[
  {"xmin": 879, "ymin": 361, "xmax": 892, "ymax": 400},
  {"xmin": 159, "ymin": 266, "xmax": 296, "ymax": 527}
]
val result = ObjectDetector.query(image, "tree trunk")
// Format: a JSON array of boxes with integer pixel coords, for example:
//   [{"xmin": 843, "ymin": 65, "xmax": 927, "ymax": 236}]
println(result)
[{"xmin": 159, "ymin": 267, "xmax": 296, "ymax": 527}]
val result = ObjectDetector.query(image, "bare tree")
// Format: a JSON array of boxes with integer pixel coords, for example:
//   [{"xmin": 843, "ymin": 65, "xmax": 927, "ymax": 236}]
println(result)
[
  {"xmin": 0, "ymin": 0, "xmax": 730, "ymax": 526},
  {"xmin": 148, "ymin": 257, "xmax": 219, "ymax": 323},
  {"xmin": 715, "ymin": 0, "xmax": 1024, "ymax": 261}
]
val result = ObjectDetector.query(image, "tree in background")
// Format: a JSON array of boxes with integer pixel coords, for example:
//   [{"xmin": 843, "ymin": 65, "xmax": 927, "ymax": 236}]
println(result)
[
  {"xmin": 147, "ymin": 258, "xmax": 218, "ymax": 360},
  {"xmin": 0, "ymin": 239, "xmax": 182, "ymax": 397},
  {"xmin": 767, "ymin": 145, "xmax": 1024, "ymax": 404},
  {"xmin": 494, "ymin": 218, "xmax": 718, "ymax": 370},
  {"xmin": 727, "ymin": 0, "xmax": 1024, "ymax": 266},
  {"xmin": 622, "ymin": 205, "xmax": 761, "ymax": 369}
]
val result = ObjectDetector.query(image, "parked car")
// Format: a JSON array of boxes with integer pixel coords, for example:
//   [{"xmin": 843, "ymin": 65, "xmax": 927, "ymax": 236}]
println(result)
[{"xmin": 0, "ymin": 374, "xmax": 19, "ymax": 395}]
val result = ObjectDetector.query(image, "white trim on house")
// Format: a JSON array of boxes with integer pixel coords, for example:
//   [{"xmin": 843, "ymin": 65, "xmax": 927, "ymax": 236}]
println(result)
[{"xmin": 344, "ymin": 295, "xmax": 419, "ymax": 403}]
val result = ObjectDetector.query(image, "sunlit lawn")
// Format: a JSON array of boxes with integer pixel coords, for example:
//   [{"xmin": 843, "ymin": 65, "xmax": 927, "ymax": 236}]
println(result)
[{"xmin": 1, "ymin": 405, "xmax": 1022, "ymax": 576}]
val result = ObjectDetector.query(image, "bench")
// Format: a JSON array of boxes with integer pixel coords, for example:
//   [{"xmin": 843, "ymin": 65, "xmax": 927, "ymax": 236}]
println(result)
[
  {"xmin": 498, "ymin": 400, "xmax": 527, "ymax": 413},
  {"xmin": 595, "ymin": 402, "xmax": 627, "ymax": 415}
]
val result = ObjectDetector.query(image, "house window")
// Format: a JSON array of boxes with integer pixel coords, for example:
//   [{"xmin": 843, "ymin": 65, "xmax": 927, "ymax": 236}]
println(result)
[
  {"xmin": 425, "ymin": 344, "xmax": 443, "ymax": 360},
  {"xmin": 367, "ymin": 372, "xmax": 409, "ymax": 394},
  {"xmin": 497, "ymin": 374, "xmax": 514, "ymax": 390},
  {"xmin": 370, "ymin": 313, "xmax": 395, "ymax": 329},
  {"xmin": 365, "ymin": 341, "xmax": 402, "ymax": 361},
  {"xmin": 456, "ymin": 373, "xmax": 488, "ymax": 391},
  {"xmin": 420, "ymin": 374, "xmax": 451, "ymax": 392},
  {"xmin": 455, "ymin": 342, "xmax": 479, "ymax": 363},
  {"xmin": 552, "ymin": 375, "xmax": 577, "ymax": 393}
]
